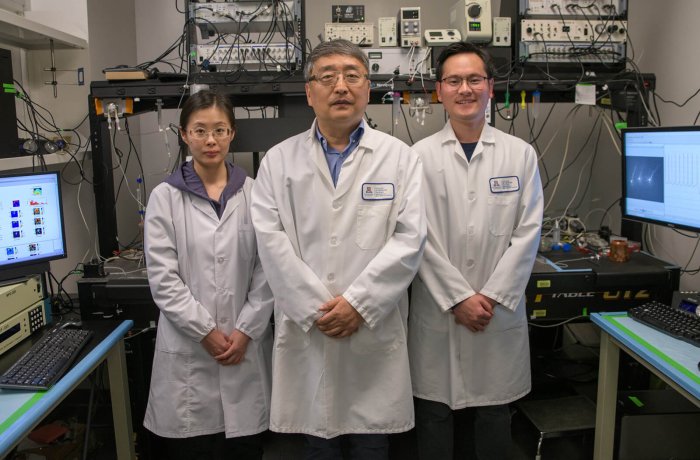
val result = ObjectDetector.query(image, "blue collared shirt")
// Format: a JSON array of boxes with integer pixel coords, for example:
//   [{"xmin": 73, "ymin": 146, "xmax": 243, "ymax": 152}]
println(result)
[{"xmin": 315, "ymin": 121, "xmax": 365, "ymax": 187}]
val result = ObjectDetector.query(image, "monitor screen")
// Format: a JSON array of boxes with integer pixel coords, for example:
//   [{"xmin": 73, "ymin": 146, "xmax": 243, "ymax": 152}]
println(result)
[
  {"xmin": 0, "ymin": 171, "xmax": 67, "ymax": 271},
  {"xmin": 622, "ymin": 126, "xmax": 700, "ymax": 232}
]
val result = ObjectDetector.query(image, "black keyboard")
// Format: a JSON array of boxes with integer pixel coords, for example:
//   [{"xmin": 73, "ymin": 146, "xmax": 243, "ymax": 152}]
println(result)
[
  {"xmin": 628, "ymin": 301, "xmax": 700, "ymax": 348},
  {"xmin": 0, "ymin": 327, "xmax": 93, "ymax": 390}
]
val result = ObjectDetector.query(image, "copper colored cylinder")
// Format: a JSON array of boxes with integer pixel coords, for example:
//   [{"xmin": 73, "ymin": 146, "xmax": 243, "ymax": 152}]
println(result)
[{"xmin": 609, "ymin": 239, "xmax": 629, "ymax": 262}]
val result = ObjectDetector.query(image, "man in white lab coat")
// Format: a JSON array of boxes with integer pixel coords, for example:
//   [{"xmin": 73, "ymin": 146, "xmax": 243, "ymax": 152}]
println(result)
[
  {"xmin": 408, "ymin": 42, "xmax": 544, "ymax": 459},
  {"xmin": 250, "ymin": 39, "xmax": 426, "ymax": 459}
]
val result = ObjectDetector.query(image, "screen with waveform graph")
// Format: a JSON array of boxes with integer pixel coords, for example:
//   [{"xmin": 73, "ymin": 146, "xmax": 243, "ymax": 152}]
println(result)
[{"xmin": 622, "ymin": 126, "xmax": 700, "ymax": 232}]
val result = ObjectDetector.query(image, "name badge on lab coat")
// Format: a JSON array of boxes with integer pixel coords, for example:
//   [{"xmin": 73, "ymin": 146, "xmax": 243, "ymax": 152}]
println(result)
[
  {"xmin": 489, "ymin": 176, "xmax": 520, "ymax": 193},
  {"xmin": 362, "ymin": 183, "xmax": 395, "ymax": 200}
]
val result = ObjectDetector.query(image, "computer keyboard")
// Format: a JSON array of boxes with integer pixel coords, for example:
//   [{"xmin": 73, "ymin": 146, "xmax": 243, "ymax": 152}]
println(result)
[
  {"xmin": 0, "ymin": 326, "xmax": 93, "ymax": 390},
  {"xmin": 628, "ymin": 301, "xmax": 700, "ymax": 348}
]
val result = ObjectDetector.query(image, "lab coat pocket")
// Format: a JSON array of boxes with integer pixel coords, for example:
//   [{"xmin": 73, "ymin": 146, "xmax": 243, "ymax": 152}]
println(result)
[
  {"xmin": 350, "ymin": 313, "xmax": 402, "ymax": 354},
  {"xmin": 152, "ymin": 349, "xmax": 192, "ymax": 383},
  {"xmin": 355, "ymin": 204, "xmax": 392, "ymax": 250},
  {"xmin": 238, "ymin": 222, "xmax": 256, "ymax": 261},
  {"xmin": 486, "ymin": 304, "xmax": 526, "ymax": 332},
  {"xmin": 275, "ymin": 314, "xmax": 310, "ymax": 350},
  {"xmin": 148, "ymin": 350, "xmax": 193, "ymax": 430},
  {"xmin": 487, "ymin": 195, "xmax": 518, "ymax": 236}
]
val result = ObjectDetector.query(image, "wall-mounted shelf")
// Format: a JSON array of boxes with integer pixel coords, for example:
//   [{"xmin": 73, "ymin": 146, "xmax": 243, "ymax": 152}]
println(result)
[
  {"xmin": 0, "ymin": 9, "xmax": 87, "ymax": 49},
  {"xmin": 0, "ymin": 151, "xmax": 82, "ymax": 171}
]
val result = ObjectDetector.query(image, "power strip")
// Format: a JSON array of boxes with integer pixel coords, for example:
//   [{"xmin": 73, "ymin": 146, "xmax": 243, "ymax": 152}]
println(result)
[
  {"xmin": 519, "ymin": 41, "xmax": 626, "ymax": 64},
  {"xmin": 324, "ymin": 23, "xmax": 374, "ymax": 46},
  {"xmin": 519, "ymin": 0, "xmax": 627, "ymax": 16},
  {"xmin": 194, "ymin": 43, "xmax": 299, "ymax": 67}
]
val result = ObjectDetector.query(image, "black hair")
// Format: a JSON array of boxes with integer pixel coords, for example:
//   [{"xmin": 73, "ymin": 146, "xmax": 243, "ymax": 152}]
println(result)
[
  {"xmin": 179, "ymin": 89, "xmax": 236, "ymax": 130},
  {"xmin": 435, "ymin": 42, "xmax": 495, "ymax": 81},
  {"xmin": 304, "ymin": 39, "xmax": 369, "ymax": 80}
]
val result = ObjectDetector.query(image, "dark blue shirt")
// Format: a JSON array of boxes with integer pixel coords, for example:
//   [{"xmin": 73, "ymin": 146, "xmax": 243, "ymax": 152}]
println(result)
[{"xmin": 461, "ymin": 142, "xmax": 478, "ymax": 162}]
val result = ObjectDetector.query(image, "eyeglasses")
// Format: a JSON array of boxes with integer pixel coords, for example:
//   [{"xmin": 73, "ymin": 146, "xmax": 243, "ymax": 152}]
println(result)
[
  {"xmin": 440, "ymin": 75, "xmax": 490, "ymax": 90},
  {"xmin": 188, "ymin": 127, "xmax": 232, "ymax": 140},
  {"xmin": 308, "ymin": 71, "xmax": 368, "ymax": 87}
]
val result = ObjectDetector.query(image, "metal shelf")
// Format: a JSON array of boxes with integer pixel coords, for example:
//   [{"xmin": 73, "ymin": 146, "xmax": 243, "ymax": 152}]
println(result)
[{"xmin": 0, "ymin": 9, "xmax": 87, "ymax": 49}]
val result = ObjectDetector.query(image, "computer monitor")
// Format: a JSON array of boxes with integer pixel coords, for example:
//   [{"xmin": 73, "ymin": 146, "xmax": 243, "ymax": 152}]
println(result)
[
  {"xmin": 0, "ymin": 171, "xmax": 67, "ymax": 276},
  {"xmin": 621, "ymin": 126, "xmax": 700, "ymax": 233}
]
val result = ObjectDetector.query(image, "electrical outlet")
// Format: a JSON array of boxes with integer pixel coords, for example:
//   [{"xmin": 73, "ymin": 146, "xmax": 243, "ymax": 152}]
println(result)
[{"xmin": 50, "ymin": 135, "xmax": 71, "ymax": 145}]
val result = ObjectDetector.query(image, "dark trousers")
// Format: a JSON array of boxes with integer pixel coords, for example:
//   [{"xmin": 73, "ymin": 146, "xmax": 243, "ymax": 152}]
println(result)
[
  {"xmin": 305, "ymin": 433, "xmax": 389, "ymax": 460},
  {"xmin": 156, "ymin": 431, "xmax": 264, "ymax": 460},
  {"xmin": 414, "ymin": 397, "xmax": 512, "ymax": 460}
]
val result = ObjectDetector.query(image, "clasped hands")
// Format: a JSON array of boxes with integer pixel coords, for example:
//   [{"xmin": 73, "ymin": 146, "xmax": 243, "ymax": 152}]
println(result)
[
  {"xmin": 451, "ymin": 293, "xmax": 497, "ymax": 333},
  {"xmin": 201, "ymin": 328, "xmax": 251, "ymax": 365},
  {"xmin": 316, "ymin": 295, "xmax": 363, "ymax": 338}
]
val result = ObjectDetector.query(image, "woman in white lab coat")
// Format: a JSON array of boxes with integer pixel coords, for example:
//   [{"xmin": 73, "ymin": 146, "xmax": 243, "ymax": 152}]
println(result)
[{"xmin": 143, "ymin": 90, "xmax": 273, "ymax": 460}]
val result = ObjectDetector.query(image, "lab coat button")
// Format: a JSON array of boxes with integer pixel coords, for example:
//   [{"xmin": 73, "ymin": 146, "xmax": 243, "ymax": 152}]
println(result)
[
  {"xmin": 330, "ymin": 236, "xmax": 338, "ymax": 245},
  {"xmin": 466, "ymin": 259, "xmax": 475, "ymax": 268},
  {"xmin": 332, "ymin": 201, "xmax": 341, "ymax": 210},
  {"xmin": 468, "ymin": 226, "xmax": 475, "ymax": 236},
  {"xmin": 217, "ymin": 257, "xmax": 225, "ymax": 263},
  {"xmin": 327, "ymin": 273, "xmax": 335, "ymax": 282},
  {"xmin": 468, "ymin": 191, "xmax": 476, "ymax": 201}
]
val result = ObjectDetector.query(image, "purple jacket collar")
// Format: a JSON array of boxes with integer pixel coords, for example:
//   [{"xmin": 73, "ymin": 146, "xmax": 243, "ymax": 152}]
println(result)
[{"xmin": 165, "ymin": 160, "xmax": 246, "ymax": 218}]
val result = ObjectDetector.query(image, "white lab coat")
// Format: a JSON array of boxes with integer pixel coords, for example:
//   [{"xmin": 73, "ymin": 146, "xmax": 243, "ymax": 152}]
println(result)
[
  {"xmin": 143, "ymin": 177, "xmax": 273, "ymax": 438},
  {"xmin": 250, "ymin": 120, "xmax": 426, "ymax": 438},
  {"xmin": 408, "ymin": 122, "xmax": 543, "ymax": 409}
]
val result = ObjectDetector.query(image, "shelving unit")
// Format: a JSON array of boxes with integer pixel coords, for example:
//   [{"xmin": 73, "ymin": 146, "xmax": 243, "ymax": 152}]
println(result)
[{"xmin": 0, "ymin": 8, "xmax": 87, "ymax": 50}]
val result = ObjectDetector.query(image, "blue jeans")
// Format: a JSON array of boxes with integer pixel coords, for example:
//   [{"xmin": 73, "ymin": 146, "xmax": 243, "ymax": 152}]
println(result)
[
  {"xmin": 304, "ymin": 433, "xmax": 389, "ymax": 460},
  {"xmin": 414, "ymin": 397, "xmax": 512, "ymax": 460}
]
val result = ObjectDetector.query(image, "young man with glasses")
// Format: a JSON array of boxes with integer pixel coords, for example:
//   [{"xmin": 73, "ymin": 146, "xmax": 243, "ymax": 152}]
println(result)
[
  {"xmin": 408, "ymin": 42, "xmax": 544, "ymax": 459},
  {"xmin": 250, "ymin": 39, "xmax": 426, "ymax": 459}
]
